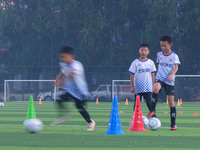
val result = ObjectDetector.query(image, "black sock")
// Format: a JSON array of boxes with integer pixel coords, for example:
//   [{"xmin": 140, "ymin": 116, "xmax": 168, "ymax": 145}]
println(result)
[
  {"xmin": 133, "ymin": 95, "xmax": 137, "ymax": 112},
  {"xmin": 78, "ymin": 108, "xmax": 92, "ymax": 123},
  {"xmin": 152, "ymin": 93, "xmax": 158, "ymax": 112},
  {"xmin": 75, "ymin": 100, "xmax": 92, "ymax": 123},
  {"xmin": 170, "ymin": 107, "xmax": 176, "ymax": 127},
  {"xmin": 145, "ymin": 96, "xmax": 153, "ymax": 112},
  {"xmin": 133, "ymin": 103, "xmax": 136, "ymax": 112}
]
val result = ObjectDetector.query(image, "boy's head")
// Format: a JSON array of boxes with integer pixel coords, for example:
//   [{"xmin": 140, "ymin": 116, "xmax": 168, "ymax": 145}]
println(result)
[
  {"xmin": 59, "ymin": 45, "xmax": 75, "ymax": 64},
  {"xmin": 160, "ymin": 35, "xmax": 172, "ymax": 52},
  {"xmin": 139, "ymin": 43, "xmax": 150, "ymax": 59}
]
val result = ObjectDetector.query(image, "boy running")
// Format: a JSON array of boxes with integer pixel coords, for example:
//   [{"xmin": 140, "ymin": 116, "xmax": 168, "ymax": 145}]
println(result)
[
  {"xmin": 129, "ymin": 43, "xmax": 156, "ymax": 117},
  {"xmin": 52, "ymin": 45, "xmax": 95, "ymax": 131},
  {"xmin": 151, "ymin": 35, "xmax": 181, "ymax": 130}
]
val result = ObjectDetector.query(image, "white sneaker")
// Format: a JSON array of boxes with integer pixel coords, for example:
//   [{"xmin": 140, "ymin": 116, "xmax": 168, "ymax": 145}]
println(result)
[{"xmin": 87, "ymin": 120, "xmax": 95, "ymax": 131}]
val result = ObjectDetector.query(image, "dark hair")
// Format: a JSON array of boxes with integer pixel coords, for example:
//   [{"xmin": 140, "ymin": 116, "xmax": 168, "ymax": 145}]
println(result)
[
  {"xmin": 160, "ymin": 35, "xmax": 172, "ymax": 43},
  {"xmin": 140, "ymin": 43, "xmax": 149, "ymax": 49},
  {"xmin": 59, "ymin": 45, "xmax": 74, "ymax": 55}
]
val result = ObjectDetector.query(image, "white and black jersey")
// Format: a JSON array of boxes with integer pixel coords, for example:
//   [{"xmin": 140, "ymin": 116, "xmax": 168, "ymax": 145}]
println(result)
[{"xmin": 156, "ymin": 51, "xmax": 181, "ymax": 86}]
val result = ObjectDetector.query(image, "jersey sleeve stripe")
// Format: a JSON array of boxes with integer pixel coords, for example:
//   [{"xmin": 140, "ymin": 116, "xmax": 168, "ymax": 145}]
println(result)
[
  {"xmin": 174, "ymin": 63, "xmax": 181, "ymax": 65},
  {"xmin": 129, "ymin": 71, "xmax": 135, "ymax": 74},
  {"xmin": 151, "ymin": 71, "xmax": 157, "ymax": 73}
]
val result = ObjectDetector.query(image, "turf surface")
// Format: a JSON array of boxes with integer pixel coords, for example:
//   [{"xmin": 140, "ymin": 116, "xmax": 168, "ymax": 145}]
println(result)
[{"xmin": 0, "ymin": 101, "xmax": 200, "ymax": 150}]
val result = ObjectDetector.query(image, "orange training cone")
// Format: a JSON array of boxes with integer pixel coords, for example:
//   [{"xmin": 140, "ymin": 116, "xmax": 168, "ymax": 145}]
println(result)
[
  {"xmin": 125, "ymin": 98, "xmax": 128, "ymax": 105},
  {"xmin": 180, "ymin": 98, "xmax": 182, "ymax": 105},
  {"xmin": 39, "ymin": 98, "xmax": 42, "ymax": 105},
  {"xmin": 177, "ymin": 99, "xmax": 180, "ymax": 106},
  {"xmin": 128, "ymin": 95, "xmax": 147, "ymax": 132},
  {"xmin": 96, "ymin": 98, "xmax": 99, "ymax": 104}
]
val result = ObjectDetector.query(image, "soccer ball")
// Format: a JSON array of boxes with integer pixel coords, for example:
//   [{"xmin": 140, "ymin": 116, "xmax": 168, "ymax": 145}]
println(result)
[
  {"xmin": 142, "ymin": 116, "xmax": 149, "ymax": 128},
  {"xmin": 24, "ymin": 119, "xmax": 43, "ymax": 133},
  {"xmin": 0, "ymin": 102, "xmax": 4, "ymax": 107},
  {"xmin": 149, "ymin": 118, "xmax": 161, "ymax": 131}
]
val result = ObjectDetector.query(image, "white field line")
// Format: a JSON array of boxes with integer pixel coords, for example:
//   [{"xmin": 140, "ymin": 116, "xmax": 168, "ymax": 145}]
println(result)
[{"xmin": 55, "ymin": 125, "xmax": 191, "ymax": 129}]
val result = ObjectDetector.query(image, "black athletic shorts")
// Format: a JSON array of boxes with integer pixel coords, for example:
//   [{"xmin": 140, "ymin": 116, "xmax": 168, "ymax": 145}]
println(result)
[
  {"xmin": 57, "ymin": 92, "xmax": 87, "ymax": 109},
  {"xmin": 135, "ymin": 92, "xmax": 152, "ymax": 102},
  {"xmin": 156, "ymin": 80, "xmax": 175, "ymax": 95}
]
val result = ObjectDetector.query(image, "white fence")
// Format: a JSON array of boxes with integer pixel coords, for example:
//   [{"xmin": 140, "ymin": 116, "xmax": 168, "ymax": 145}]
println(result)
[{"xmin": 112, "ymin": 75, "xmax": 200, "ymax": 102}]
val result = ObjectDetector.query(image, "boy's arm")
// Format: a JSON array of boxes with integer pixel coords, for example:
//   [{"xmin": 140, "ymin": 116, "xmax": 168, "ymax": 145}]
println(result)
[
  {"xmin": 130, "ymin": 73, "xmax": 135, "ymax": 93},
  {"xmin": 151, "ymin": 73, "xmax": 155, "ymax": 87},
  {"xmin": 55, "ymin": 72, "xmax": 64, "ymax": 87},
  {"xmin": 168, "ymin": 65, "xmax": 178, "ymax": 81}
]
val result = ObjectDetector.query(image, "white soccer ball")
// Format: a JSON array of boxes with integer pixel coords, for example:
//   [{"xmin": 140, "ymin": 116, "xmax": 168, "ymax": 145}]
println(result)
[
  {"xmin": 149, "ymin": 118, "xmax": 161, "ymax": 131},
  {"xmin": 24, "ymin": 119, "xmax": 43, "ymax": 133},
  {"xmin": 0, "ymin": 102, "xmax": 4, "ymax": 107},
  {"xmin": 142, "ymin": 116, "xmax": 149, "ymax": 128}
]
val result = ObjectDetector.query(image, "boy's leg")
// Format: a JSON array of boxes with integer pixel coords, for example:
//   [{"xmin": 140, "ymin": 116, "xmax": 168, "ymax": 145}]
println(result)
[
  {"xmin": 133, "ymin": 93, "xmax": 142, "ymax": 112},
  {"xmin": 152, "ymin": 81, "xmax": 162, "ymax": 112},
  {"xmin": 51, "ymin": 93, "xmax": 72, "ymax": 125},
  {"xmin": 74, "ymin": 99, "xmax": 92, "ymax": 123},
  {"xmin": 168, "ymin": 95, "xmax": 176, "ymax": 128},
  {"xmin": 143, "ymin": 92, "xmax": 153, "ymax": 112},
  {"xmin": 165, "ymin": 84, "xmax": 176, "ymax": 129},
  {"xmin": 129, "ymin": 93, "xmax": 142, "ymax": 125},
  {"xmin": 57, "ymin": 93, "xmax": 72, "ymax": 116}
]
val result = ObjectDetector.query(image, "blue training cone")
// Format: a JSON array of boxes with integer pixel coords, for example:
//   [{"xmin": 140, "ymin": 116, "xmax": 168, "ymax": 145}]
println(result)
[{"xmin": 105, "ymin": 96, "xmax": 125, "ymax": 135}]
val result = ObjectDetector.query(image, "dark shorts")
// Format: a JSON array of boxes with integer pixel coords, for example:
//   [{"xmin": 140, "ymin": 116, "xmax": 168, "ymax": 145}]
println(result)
[
  {"xmin": 156, "ymin": 80, "xmax": 175, "ymax": 95},
  {"xmin": 135, "ymin": 92, "xmax": 152, "ymax": 102},
  {"xmin": 57, "ymin": 92, "xmax": 87, "ymax": 109}
]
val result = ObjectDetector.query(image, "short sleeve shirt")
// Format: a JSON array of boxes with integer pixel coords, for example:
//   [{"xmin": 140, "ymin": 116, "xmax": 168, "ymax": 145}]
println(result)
[{"xmin": 129, "ymin": 59, "xmax": 156, "ymax": 93}]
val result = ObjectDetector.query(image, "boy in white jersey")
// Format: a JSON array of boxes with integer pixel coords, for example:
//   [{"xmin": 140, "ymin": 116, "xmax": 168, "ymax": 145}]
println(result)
[
  {"xmin": 129, "ymin": 44, "xmax": 156, "ymax": 117},
  {"xmin": 52, "ymin": 45, "xmax": 95, "ymax": 131},
  {"xmin": 152, "ymin": 35, "xmax": 181, "ymax": 130}
]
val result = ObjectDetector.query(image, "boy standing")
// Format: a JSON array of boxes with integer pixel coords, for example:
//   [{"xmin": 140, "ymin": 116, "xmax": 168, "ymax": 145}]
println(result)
[
  {"xmin": 152, "ymin": 35, "xmax": 181, "ymax": 130},
  {"xmin": 129, "ymin": 44, "xmax": 156, "ymax": 117},
  {"xmin": 53, "ymin": 45, "xmax": 95, "ymax": 131}
]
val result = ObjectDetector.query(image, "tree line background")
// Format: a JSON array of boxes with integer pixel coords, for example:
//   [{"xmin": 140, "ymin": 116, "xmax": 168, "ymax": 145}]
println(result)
[{"xmin": 0, "ymin": 0, "xmax": 199, "ymax": 91}]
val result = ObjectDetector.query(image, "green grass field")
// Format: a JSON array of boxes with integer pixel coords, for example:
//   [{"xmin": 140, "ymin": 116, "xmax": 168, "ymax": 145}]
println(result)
[{"xmin": 0, "ymin": 101, "xmax": 200, "ymax": 150}]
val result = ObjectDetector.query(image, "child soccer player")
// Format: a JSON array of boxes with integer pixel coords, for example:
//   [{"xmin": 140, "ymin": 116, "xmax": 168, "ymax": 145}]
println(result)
[
  {"xmin": 53, "ymin": 45, "xmax": 95, "ymax": 131},
  {"xmin": 129, "ymin": 43, "xmax": 156, "ymax": 117},
  {"xmin": 152, "ymin": 35, "xmax": 181, "ymax": 130}
]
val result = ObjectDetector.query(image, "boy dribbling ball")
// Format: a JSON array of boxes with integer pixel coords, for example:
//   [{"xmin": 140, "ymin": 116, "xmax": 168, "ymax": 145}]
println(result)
[
  {"xmin": 151, "ymin": 35, "xmax": 181, "ymax": 130},
  {"xmin": 52, "ymin": 45, "xmax": 95, "ymax": 131},
  {"xmin": 129, "ymin": 43, "xmax": 156, "ymax": 119}
]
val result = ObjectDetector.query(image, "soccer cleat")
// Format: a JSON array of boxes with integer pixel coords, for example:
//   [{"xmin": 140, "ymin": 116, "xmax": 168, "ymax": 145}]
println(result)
[
  {"xmin": 170, "ymin": 125, "xmax": 177, "ymax": 130},
  {"xmin": 147, "ymin": 112, "xmax": 155, "ymax": 117},
  {"xmin": 87, "ymin": 120, "xmax": 95, "ymax": 131}
]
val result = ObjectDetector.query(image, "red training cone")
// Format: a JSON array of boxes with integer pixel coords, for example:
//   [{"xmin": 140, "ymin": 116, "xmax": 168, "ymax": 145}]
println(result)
[
  {"xmin": 177, "ymin": 111, "xmax": 183, "ymax": 113},
  {"xmin": 192, "ymin": 113, "xmax": 198, "ymax": 116},
  {"xmin": 128, "ymin": 95, "xmax": 147, "ymax": 132}
]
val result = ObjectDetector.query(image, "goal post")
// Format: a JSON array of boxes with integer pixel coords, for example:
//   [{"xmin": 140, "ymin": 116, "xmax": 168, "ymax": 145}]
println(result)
[
  {"xmin": 112, "ymin": 75, "xmax": 200, "ymax": 103},
  {"xmin": 4, "ymin": 80, "xmax": 57, "ymax": 102},
  {"xmin": 112, "ymin": 80, "xmax": 134, "ymax": 102}
]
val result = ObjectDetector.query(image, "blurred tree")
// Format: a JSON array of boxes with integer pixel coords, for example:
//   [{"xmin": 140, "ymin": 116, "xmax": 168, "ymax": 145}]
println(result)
[{"xmin": 0, "ymin": 0, "xmax": 199, "ymax": 81}]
